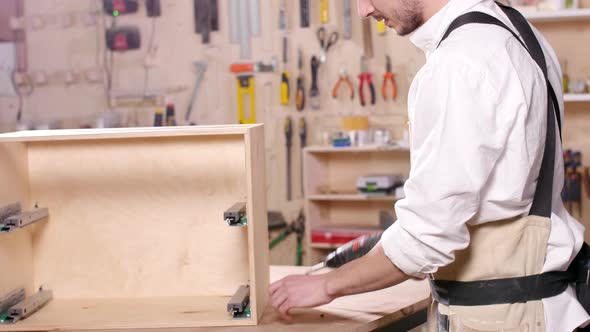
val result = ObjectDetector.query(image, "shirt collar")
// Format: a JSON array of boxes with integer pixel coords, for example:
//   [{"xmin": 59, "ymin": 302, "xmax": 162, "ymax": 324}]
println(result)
[{"xmin": 410, "ymin": 0, "xmax": 486, "ymax": 56}]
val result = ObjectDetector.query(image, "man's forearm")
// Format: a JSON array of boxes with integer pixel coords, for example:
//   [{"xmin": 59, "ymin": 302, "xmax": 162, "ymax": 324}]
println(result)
[{"xmin": 324, "ymin": 243, "xmax": 410, "ymax": 297}]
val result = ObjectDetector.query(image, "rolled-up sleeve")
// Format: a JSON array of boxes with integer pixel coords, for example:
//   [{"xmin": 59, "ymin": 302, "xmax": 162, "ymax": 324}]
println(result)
[{"xmin": 381, "ymin": 55, "xmax": 525, "ymax": 278}]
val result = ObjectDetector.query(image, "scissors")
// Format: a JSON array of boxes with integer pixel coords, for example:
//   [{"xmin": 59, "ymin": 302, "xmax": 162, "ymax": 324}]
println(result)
[{"xmin": 317, "ymin": 27, "xmax": 339, "ymax": 63}]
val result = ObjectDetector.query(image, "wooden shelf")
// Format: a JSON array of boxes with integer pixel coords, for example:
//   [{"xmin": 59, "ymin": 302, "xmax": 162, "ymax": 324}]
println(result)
[
  {"xmin": 308, "ymin": 194, "xmax": 399, "ymax": 202},
  {"xmin": 305, "ymin": 145, "xmax": 410, "ymax": 153},
  {"xmin": 564, "ymin": 93, "xmax": 590, "ymax": 103},
  {"xmin": 310, "ymin": 242, "xmax": 340, "ymax": 250},
  {"xmin": 524, "ymin": 8, "xmax": 590, "ymax": 22}
]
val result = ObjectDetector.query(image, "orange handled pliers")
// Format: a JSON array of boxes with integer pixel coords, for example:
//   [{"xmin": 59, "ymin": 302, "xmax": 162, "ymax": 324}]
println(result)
[
  {"xmin": 332, "ymin": 69, "xmax": 354, "ymax": 100},
  {"xmin": 382, "ymin": 55, "xmax": 397, "ymax": 101}
]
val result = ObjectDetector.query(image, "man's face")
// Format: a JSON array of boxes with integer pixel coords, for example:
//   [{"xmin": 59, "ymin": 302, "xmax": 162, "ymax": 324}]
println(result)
[{"xmin": 357, "ymin": 0, "xmax": 424, "ymax": 36}]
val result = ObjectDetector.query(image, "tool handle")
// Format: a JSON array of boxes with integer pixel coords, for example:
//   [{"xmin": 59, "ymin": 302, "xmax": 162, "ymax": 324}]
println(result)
[
  {"xmin": 331, "ymin": 80, "xmax": 340, "ymax": 99},
  {"xmin": 230, "ymin": 63, "xmax": 254, "ymax": 73},
  {"xmin": 296, "ymin": 76, "xmax": 305, "ymax": 111},
  {"xmin": 359, "ymin": 75, "xmax": 366, "ymax": 106},
  {"xmin": 310, "ymin": 56, "xmax": 320, "ymax": 91},
  {"xmin": 346, "ymin": 79, "xmax": 354, "ymax": 100},
  {"xmin": 369, "ymin": 81, "xmax": 376, "ymax": 105},
  {"xmin": 300, "ymin": 0, "xmax": 310, "ymax": 28},
  {"xmin": 237, "ymin": 76, "xmax": 256, "ymax": 124},
  {"xmin": 382, "ymin": 73, "xmax": 397, "ymax": 101},
  {"xmin": 325, "ymin": 232, "xmax": 383, "ymax": 268},
  {"xmin": 281, "ymin": 71, "xmax": 290, "ymax": 105}
]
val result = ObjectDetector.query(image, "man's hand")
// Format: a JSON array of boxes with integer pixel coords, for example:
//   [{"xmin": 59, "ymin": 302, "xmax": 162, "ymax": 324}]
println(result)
[
  {"xmin": 269, "ymin": 274, "xmax": 335, "ymax": 321},
  {"xmin": 268, "ymin": 243, "xmax": 409, "ymax": 322}
]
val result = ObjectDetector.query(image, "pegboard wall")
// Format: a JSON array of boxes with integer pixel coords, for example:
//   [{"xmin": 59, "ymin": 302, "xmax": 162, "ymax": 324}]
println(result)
[{"xmin": 1, "ymin": 0, "xmax": 590, "ymax": 248}]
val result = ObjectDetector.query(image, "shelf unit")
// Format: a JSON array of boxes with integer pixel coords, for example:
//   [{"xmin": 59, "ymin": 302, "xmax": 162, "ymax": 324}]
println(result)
[
  {"xmin": 302, "ymin": 146, "xmax": 410, "ymax": 265},
  {"xmin": 564, "ymin": 93, "xmax": 590, "ymax": 103},
  {"xmin": 524, "ymin": 8, "xmax": 590, "ymax": 22}
]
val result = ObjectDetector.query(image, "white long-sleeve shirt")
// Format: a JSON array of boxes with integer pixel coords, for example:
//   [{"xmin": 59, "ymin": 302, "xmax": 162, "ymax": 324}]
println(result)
[{"xmin": 380, "ymin": 0, "xmax": 589, "ymax": 330}]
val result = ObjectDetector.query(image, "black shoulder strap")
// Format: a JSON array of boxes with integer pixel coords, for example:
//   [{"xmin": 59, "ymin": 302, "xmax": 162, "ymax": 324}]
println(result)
[{"xmin": 437, "ymin": 3, "xmax": 561, "ymax": 218}]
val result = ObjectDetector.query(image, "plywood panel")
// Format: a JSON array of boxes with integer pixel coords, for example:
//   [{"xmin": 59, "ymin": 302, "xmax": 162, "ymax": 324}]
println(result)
[
  {"xmin": 0, "ymin": 142, "xmax": 34, "ymax": 296},
  {"xmin": 26, "ymin": 135, "xmax": 250, "ymax": 299},
  {"xmin": 0, "ymin": 296, "xmax": 255, "ymax": 331},
  {"xmin": 244, "ymin": 125, "xmax": 269, "ymax": 323}
]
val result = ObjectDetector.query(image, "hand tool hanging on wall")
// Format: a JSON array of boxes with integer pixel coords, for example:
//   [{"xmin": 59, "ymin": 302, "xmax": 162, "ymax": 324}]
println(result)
[
  {"xmin": 228, "ymin": 0, "xmax": 258, "ymax": 59},
  {"xmin": 320, "ymin": 0, "xmax": 329, "ymax": 24},
  {"xmin": 382, "ymin": 55, "xmax": 397, "ymax": 101},
  {"xmin": 285, "ymin": 116, "xmax": 293, "ymax": 201},
  {"xmin": 230, "ymin": 58, "xmax": 277, "ymax": 73},
  {"xmin": 332, "ymin": 69, "xmax": 354, "ymax": 100},
  {"xmin": 310, "ymin": 56, "xmax": 321, "ymax": 110},
  {"xmin": 362, "ymin": 19, "xmax": 374, "ymax": 58},
  {"xmin": 237, "ymin": 75, "xmax": 256, "ymax": 124},
  {"xmin": 280, "ymin": 37, "xmax": 290, "ymax": 106},
  {"xmin": 300, "ymin": 0, "xmax": 310, "ymax": 28},
  {"xmin": 317, "ymin": 27, "xmax": 339, "ymax": 64},
  {"xmin": 185, "ymin": 62, "xmax": 207, "ymax": 124},
  {"xmin": 279, "ymin": 0, "xmax": 288, "ymax": 30},
  {"xmin": 359, "ymin": 56, "xmax": 376, "ymax": 106},
  {"xmin": 194, "ymin": 0, "xmax": 219, "ymax": 44},
  {"xmin": 296, "ymin": 49, "xmax": 305, "ymax": 111},
  {"xmin": 343, "ymin": 0, "xmax": 353, "ymax": 40},
  {"xmin": 299, "ymin": 118, "xmax": 307, "ymax": 198}
]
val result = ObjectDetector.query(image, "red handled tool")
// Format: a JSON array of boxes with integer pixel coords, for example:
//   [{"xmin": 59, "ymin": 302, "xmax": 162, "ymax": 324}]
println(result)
[{"xmin": 359, "ymin": 56, "xmax": 376, "ymax": 107}]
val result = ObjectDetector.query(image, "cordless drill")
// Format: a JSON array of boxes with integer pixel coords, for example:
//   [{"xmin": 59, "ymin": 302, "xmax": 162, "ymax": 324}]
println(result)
[{"xmin": 306, "ymin": 231, "xmax": 383, "ymax": 274}]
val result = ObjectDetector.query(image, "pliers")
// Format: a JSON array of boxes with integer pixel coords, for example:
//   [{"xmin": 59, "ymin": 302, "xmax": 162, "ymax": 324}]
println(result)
[
  {"xmin": 332, "ymin": 69, "xmax": 354, "ymax": 100},
  {"xmin": 358, "ymin": 56, "xmax": 376, "ymax": 107},
  {"xmin": 382, "ymin": 55, "xmax": 397, "ymax": 101}
]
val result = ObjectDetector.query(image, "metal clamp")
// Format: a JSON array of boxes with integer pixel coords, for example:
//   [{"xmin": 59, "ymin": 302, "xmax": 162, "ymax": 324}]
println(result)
[{"xmin": 0, "ymin": 203, "xmax": 49, "ymax": 234}]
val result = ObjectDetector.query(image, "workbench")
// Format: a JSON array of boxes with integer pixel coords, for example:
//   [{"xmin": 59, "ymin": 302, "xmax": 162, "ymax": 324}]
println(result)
[{"xmin": 97, "ymin": 266, "xmax": 431, "ymax": 332}]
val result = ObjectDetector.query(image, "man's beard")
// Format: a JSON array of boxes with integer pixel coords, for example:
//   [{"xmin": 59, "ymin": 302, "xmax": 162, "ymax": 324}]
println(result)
[{"xmin": 393, "ymin": 0, "xmax": 424, "ymax": 36}]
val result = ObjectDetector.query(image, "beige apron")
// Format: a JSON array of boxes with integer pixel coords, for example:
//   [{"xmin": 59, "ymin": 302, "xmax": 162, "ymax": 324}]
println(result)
[{"xmin": 427, "ymin": 215, "xmax": 550, "ymax": 332}]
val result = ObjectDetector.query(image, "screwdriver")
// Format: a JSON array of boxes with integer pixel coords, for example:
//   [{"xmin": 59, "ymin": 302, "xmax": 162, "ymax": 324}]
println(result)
[
  {"xmin": 306, "ymin": 231, "xmax": 383, "ymax": 274},
  {"xmin": 280, "ymin": 36, "xmax": 290, "ymax": 106},
  {"xmin": 285, "ymin": 116, "xmax": 293, "ymax": 201},
  {"xmin": 299, "ymin": 117, "xmax": 307, "ymax": 197},
  {"xmin": 296, "ymin": 48, "xmax": 305, "ymax": 111}
]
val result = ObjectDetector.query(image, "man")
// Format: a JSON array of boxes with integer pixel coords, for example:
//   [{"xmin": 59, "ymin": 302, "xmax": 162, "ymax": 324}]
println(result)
[{"xmin": 270, "ymin": 0, "xmax": 590, "ymax": 330}]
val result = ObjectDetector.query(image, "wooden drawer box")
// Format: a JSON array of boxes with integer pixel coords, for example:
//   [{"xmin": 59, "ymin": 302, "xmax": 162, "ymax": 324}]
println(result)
[{"xmin": 0, "ymin": 125, "xmax": 269, "ymax": 330}]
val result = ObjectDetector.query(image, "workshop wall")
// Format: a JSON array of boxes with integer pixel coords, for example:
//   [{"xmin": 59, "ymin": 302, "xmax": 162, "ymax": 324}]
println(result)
[{"xmin": 1, "ymin": 1, "xmax": 590, "ymax": 259}]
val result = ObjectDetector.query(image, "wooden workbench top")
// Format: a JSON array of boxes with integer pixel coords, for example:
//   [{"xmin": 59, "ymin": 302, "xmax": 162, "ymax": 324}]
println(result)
[{"xmin": 100, "ymin": 266, "xmax": 431, "ymax": 332}]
